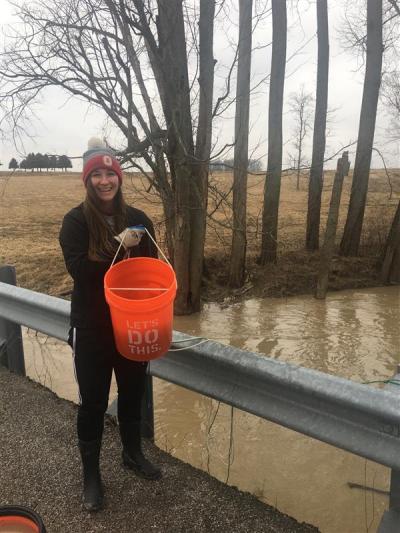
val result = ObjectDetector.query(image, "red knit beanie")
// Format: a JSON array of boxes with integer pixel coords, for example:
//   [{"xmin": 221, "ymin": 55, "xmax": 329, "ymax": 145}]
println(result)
[{"xmin": 82, "ymin": 138, "xmax": 123, "ymax": 186}]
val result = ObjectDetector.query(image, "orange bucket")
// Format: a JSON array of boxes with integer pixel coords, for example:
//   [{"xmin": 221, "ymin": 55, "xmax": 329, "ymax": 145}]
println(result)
[
  {"xmin": 104, "ymin": 257, "xmax": 177, "ymax": 361},
  {"xmin": 0, "ymin": 506, "xmax": 45, "ymax": 533},
  {"xmin": 0, "ymin": 516, "xmax": 39, "ymax": 533}
]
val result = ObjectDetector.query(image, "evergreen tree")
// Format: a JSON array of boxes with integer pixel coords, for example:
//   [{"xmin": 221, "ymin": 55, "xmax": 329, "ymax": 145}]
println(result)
[
  {"xmin": 49, "ymin": 155, "xmax": 57, "ymax": 170},
  {"xmin": 58, "ymin": 155, "xmax": 72, "ymax": 171},
  {"xmin": 26, "ymin": 153, "xmax": 35, "ymax": 171},
  {"xmin": 35, "ymin": 152, "xmax": 47, "ymax": 171},
  {"xmin": 8, "ymin": 158, "xmax": 19, "ymax": 169}
]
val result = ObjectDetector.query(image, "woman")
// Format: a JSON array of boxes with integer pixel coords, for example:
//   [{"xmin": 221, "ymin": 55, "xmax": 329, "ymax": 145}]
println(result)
[{"xmin": 59, "ymin": 138, "xmax": 161, "ymax": 513}]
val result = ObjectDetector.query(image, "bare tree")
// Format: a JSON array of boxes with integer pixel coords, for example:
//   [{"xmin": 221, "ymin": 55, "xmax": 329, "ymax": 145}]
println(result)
[
  {"xmin": 383, "ymin": 70, "xmax": 400, "ymax": 140},
  {"xmin": 229, "ymin": 0, "xmax": 253, "ymax": 288},
  {"xmin": 306, "ymin": 0, "xmax": 329, "ymax": 251},
  {"xmin": 259, "ymin": 0, "xmax": 287, "ymax": 265},
  {"xmin": 189, "ymin": 0, "xmax": 216, "ymax": 311},
  {"xmin": 0, "ymin": 0, "xmax": 217, "ymax": 315},
  {"xmin": 340, "ymin": 0, "xmax": 383, "ymax": 256},
  {"xmin": 384, "ymin": 71, "xmax": 400, "ymax": 114},
  {"xmin": 287, "ymin": 86, "xmax": 314, "ymax": 191}
]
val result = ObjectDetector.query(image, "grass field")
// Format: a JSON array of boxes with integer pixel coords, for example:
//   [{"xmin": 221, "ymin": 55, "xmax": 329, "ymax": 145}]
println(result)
[{"xmin": 0, "ymin": 168, "xmax": 399, "ymax": 302}]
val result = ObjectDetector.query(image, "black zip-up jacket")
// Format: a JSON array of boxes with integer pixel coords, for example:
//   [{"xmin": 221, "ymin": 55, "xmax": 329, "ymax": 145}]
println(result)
[{"xmin": 59, "ymin": 203, "xmax": 157, "ymax": 329}]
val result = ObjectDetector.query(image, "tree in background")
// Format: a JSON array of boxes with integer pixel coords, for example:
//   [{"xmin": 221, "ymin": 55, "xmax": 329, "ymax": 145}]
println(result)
[
  {"xmin": 259, "ymin": 0, "xmax": 287, "ymax": 264},
  {"xmin": 383, "ymin": 70, "xmax": 400, "ymax": 140},
  {"xmin": 49, "ymin": 155, "xmax": 57, "ymax": 171},
  {"xmin": 248, "ymin": 159, "xmax": 263, "ymax": 172},
  {"xmin": 287, "ymin": 86, "xmax": 314, "ymax": 191},
  {"xmin": 306, "ymin": 0, "xmax": 329, "ymax": 251},
  {"xmin": 35, "ymin": 153, "xmax": 47, "ymax": 171},
  {"xmin": 8, "ymin": 158, "xmax": 18, "ymax": 169},
  {"xmin": 8, "ymin": 153, "xmax": 72, "ymax": 171},
  {"xmin": 58, "ymin": 155, "xmax": 72, "ymax": 172},
  {"xmin": 229, "ymin": 0, "xmax": 253, "ymax": 288},
  {"xmin": 340, "ymin": 0, "xmax": 383, "ymax": 256},
  {"xmin": 25, "ymin": 153, "xmax": 36, "ymax": 171}
]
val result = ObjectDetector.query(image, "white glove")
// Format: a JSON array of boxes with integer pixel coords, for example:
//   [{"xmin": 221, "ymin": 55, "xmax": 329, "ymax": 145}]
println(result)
[{"xmin": 114, "ymin": 227, "xmax": 146, "ymax": 249}]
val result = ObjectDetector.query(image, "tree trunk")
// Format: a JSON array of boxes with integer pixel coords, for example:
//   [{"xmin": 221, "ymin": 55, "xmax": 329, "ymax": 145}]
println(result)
[
  {"xmin": 156, "ymin": 170, "xmax": 176, "ymax": 262},
  {"xmin": 229, "ymin": 0, "xmax": 253, "ymax": 288},
  {"xmin": 259, "ymin": 0, "xmax": 287, "ymax": 264},
  {"xmin": 390, "ymin": 246, "xmax": 400, "ymax": 282},
  {"xmin": 306, "ymin": 0, "xmax": 329, "ymax": 251},
  {"xmin": 315, "ymin": 152, "xmax": 348, "ymax": 299},
  {"xmin": 296, "ymin": 122, "xmax": 302, "ymax": 191},
  {"xmin": 157, "ymin": 0, "xmax": 195, "ymax": 315},
  {"xmin": 381, "ymin": 200, "xmax": 400, "ymax": 283},
  {"xmin": 190, "ymin": 0, "xmax": 215, "ymax": 310},
  {"xmin": 340, "ymin": 0, "xmax": 383, "ymax": 256}
]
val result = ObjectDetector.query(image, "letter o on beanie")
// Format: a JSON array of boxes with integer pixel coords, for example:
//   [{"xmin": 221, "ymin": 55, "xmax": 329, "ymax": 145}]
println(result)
[{"xmin": 82, "ymin": 137, "xmax": 123, "ymax": 186}]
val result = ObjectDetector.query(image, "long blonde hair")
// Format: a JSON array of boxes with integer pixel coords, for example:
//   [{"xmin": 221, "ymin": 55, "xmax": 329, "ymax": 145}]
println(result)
[{"xmin": 83, "ymin": 179, "xmax": 127, "ymax": 260}]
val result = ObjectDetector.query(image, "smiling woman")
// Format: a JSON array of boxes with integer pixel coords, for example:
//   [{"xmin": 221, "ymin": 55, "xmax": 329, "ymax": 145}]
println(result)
[
  {"xmin": 58, "ymin": 138, "xmax": 162, "ymax": 513},
  {"xmin": 87, "ymin": 169, "xmax": 120, "ymax": 212}
]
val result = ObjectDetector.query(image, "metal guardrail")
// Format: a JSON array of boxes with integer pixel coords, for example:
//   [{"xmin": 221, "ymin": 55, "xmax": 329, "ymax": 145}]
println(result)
[
  {"xmin": 1, "ymin": 278, "xmax": 400, "ymax": 468},
  {"xmin": 1, "ymin": 273, "xmax": 399, "ymax": 531}
]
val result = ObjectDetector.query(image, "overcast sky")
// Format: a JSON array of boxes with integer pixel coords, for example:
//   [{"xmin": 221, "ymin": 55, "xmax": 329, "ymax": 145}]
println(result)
[{"xmin": 0, "ymin": 0, "xmax": 398, "ymax": 171}]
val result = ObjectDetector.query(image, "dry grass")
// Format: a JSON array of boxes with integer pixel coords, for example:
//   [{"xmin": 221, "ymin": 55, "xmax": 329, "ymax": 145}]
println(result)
[{"xmin": 0, "ymin": 168, "xmax": 399, "ymax": 302}]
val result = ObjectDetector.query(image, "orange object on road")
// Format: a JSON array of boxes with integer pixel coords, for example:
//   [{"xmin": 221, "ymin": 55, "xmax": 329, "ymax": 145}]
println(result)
[
  {"xmin": 0, "ymin": 506, "xmax": 45, "ymax": 533},
  {"xmin": 104, "ymin": 257, "xmax": 177, "ymax": 361},
  {"xmin": 0, "ymin": 516, "xmax": 39, "ymax": 533}
]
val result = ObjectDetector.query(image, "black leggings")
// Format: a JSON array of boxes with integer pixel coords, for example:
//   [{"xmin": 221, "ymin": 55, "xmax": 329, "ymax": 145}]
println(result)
[{"xmin": 69, "ymin": 326, "xmax": 148, "ymax": 442}]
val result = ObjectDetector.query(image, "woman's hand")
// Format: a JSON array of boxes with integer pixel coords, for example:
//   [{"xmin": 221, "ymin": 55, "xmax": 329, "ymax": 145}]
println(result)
[{"xmin": 114, "ymin": 226, "xmax": 146, "ymax": 249}]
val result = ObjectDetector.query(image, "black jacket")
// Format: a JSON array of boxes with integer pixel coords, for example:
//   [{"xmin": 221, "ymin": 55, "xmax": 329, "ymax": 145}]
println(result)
[{"xmin": 59, "ymin": 203, "xmax": 157, "ymax": 328}]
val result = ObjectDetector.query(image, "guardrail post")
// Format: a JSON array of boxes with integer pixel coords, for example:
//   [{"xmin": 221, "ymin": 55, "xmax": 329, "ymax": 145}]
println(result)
[
  {"xmin": 389, "ymin": 470, "xmax": 400, "ymax": 511},
  {"xmin": 0, "ymin": 266, "xmax": 25, "ymax": 375},
  {"xmin": 378, "ymin": 368, "xmax": 400, "ymax": 532}
]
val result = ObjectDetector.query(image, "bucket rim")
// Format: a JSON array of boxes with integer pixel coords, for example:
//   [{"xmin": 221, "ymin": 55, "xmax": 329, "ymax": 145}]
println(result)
[
  {"xmin": 0, "ymin": 505, "xmax": 45, "ymax": 532},
  {"xmin": 104, "ymin": 257, "xmax": 177, "ymax": 308},
  {"xmin": 0, "ymin": 516, "xmax": 39, "ymax": 532}
]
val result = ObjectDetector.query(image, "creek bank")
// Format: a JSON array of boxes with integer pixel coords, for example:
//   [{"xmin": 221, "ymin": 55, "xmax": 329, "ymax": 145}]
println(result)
[{"xmin": 203, "ymin": 250, "xmax": 382, "ymax": 304}]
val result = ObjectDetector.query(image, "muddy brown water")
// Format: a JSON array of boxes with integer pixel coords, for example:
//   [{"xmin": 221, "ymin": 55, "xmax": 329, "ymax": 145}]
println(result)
[{"xmin": 22, "ymin": 286, "xmax": 400, "ymax": 533}]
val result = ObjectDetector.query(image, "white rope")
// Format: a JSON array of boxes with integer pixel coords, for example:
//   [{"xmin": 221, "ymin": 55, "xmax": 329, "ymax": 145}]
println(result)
[
  {"xmin": 110, "ymin": 228, "xmax": 128, "ymax": 268},
  {"xmin": 143, "ymin": 227, "xmax": 171, "ymax": 266},
  {"xmin": 171, "ymin": 337, "xmax": 204, "ymax": 343},
  {"xmin": 169, "ymin": 339, "xmax": 208, "ymax": 351},
  {"xmin": 110, "ymin": 227, "xmax": 172, "ymax": 269}
]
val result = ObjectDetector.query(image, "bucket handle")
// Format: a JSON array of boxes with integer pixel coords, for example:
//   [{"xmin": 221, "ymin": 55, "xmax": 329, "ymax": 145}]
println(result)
[
  {"xmin": 110, "ymin": 227, "xmax": 172, "ymax": 269},
  {"xmin": 108, "ymin": 287, "xmax": 169, "ymax": 291}
]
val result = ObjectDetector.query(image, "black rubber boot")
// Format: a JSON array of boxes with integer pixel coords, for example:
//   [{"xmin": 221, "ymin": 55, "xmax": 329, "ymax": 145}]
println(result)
[
  {"xmin": 78, "ymin": 439, "xmax": 104, "ymax": 512},
  {"xmin": 119, "ymin": 422, "xmax": 162, "ymax": 481}
]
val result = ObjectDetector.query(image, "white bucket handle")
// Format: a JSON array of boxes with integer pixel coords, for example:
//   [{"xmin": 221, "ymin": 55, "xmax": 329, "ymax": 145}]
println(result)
[{"xmin": 110, "ymin": 227, "xmax": 172, "ymax": 269}]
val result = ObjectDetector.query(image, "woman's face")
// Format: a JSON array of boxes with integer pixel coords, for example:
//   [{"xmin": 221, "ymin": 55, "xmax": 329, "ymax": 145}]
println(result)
[{"xmin": 89, "ymin": 168, "xmax": 120, "ymax": 205}]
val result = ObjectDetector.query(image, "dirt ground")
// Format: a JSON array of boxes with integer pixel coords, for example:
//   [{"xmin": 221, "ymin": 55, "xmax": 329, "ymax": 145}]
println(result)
[{"xmin": 0, "ymin": 168, "xmax": 399, "ymax": 303}]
